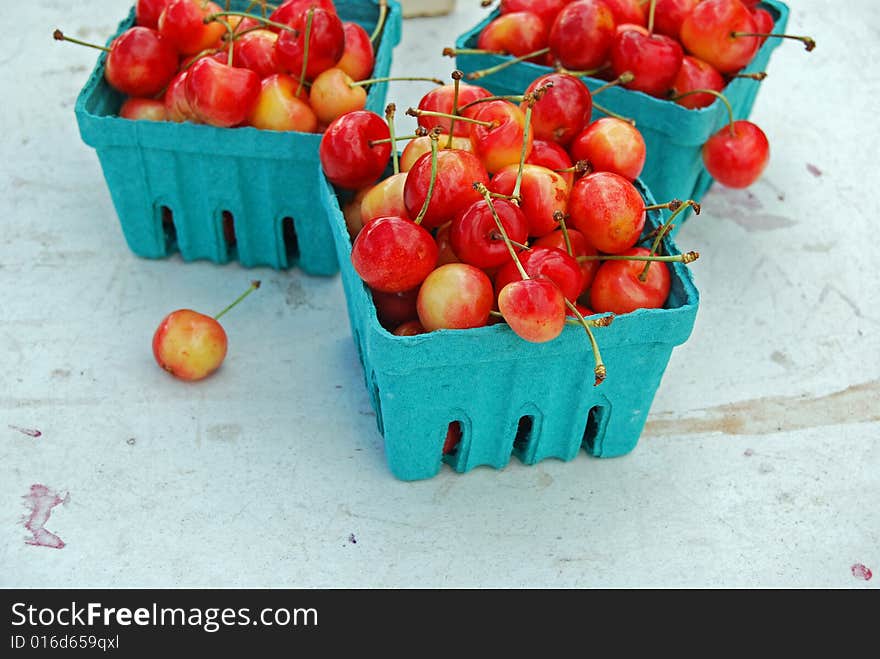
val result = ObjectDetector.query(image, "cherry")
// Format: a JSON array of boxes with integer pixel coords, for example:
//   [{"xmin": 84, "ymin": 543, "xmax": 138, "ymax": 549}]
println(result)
[
  {"xmin": 393, "ymin": 320, "xmax": 427, "ymax": 337},
  {"xmin": 351, "ymin": 217, "xmax": 438, "ymax": 293},
  {"xmin": 275, "ymin": 7, "xmax": 344, "ymax": 81},
  {"xmin": 186, "ymin": 57, "xmax": 260, "ymax": 127},
  {"xmin": 152, "ymin": 281, "xmax": 260, "ymax": 382},
  {"xmin": 498, "ymin": 278, "xmax": 567, "ymax": 343},
  {"xmin": 309, "ymin": 67, "xmax": 368, "ymax": 123},
  {"xmin": 478, "ymin": 12, "xmax": 549, "ymax": 59},
  {"xmin": 569, "ymin": 117, "xmax": 646, "ymax": 181},
  {"xmin": 589, "ymin": 247, "xmax": 671, "ymax": 314},
  {"xmin": 319, "ymin": 110, "xmax": 391, "ymax": 189},
  {"xmin": 524, "ymin": 73, "xmax": 592, "ymax": 147},
  {"xmin": 450, "ymin": 198, "xmax": 529, "ymax": 269},
  {"xmin": 416, "ymin": 263, "xmax": 494, "ymax": 331},
  {"xmin": 120, "ymin": 97, "xmax": 167, "ymax": 121},
  {"xmin": 403, "ymin": 149, "xmax": 488, "ymax": 230},
  {"xmin": 679, "ymin": 0, "xmax": 759, "ymax": 74},
  {"xmin": 526, "ymin": 139, "xmax": 575, "ymax": 188},
  {"xmin": 247, "ymin": 73, "xmax": 318, "ymax": 132},
  {"xmin": 434, "ymin": 222, "xmax": 461, "ymax": 266},
  {"xmin": 703, "ymin": 119, "xmax": 769, "ymax": 188},
  {"xmin": 164, "ymin": 70, "xmax": 196, "ymax": 122},
  {"xmin": 670, "ymin": 56, "xmax": 725, "ymax": 109},
  {"xmin": 231, "ymin": 28, "xmax": 281, "ymax": 79},
  {"xmin": 611, "ymin": 27, "xmax": 683, "ymax": 98},
  {"xmin": 360, "ymin": 172, "xmax": 409, "ymax": 225},
  {"xmin": 495, "ymin": 246, "xmax": 583, "ymax": 304},
  {"xmin": 337, "ymin": 21, "xmax": 375, "ymax": 82},
  {"xmin": 548, "ymin": 0, "xmax": 617, "ymax": 72},
  {"xmin": 567, "ymin": 172, "xmax": 645, "ymax": 254},
  {"xmin": 416, "ymin": 82, "xmax": 492, "ymax": 137},
  {"xmin": 750, "ymin": 7, "xmax": 775, "ymax": 45},
  {"xmin": 533, "ymin": 228, "xmax": 600, "ymax": 294},
  {"xmin": 372, "ymin": 287, "xmax": 419, "ymax": 329},
  {"xmin": 158, "ymin": 0, "xmax": 227, "ymax": 55},
  {"xmin": 400, "ymin": 133, "xmax": 472, "ymax": 171},
  {"xmin": 489, "ymin": 164, "xmax": 570, "ymax": 237},
  {"xmin": 499, "ymin": 0, "xmax": 568, "ymax": 29},
  {"xmin": 136, "ymin": 0, "xmax": 173, "ymax": 29},
  {"xmin": 602, "ymin": 0, "xmax": 647, "ymax": 26},
  {"xmin": 468, "ymin": 100, "xmax": 533, "ymax": 174},
  {"xmin": 651, "ymin": 0, "xmax": 699, "ymax": 41},
  {"xmin": 270, "ymin": 0, "xmax": 337, "ymax": 28}
]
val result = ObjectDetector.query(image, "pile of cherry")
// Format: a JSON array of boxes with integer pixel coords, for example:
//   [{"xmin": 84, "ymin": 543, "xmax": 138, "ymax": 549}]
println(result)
[
  {"xmin": 319, "ymin": 72, "xmax": 702, "ymax": 386},
  {"xmin": 54, "ymin": 0, "xmax": 392, "ymax": 131},
  {"xmin": 461, "ymin": 0, "xmax": 815, "ymax": 188}
]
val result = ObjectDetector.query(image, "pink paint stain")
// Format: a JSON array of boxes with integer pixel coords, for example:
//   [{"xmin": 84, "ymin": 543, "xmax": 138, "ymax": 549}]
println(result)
[
  {"xmin": 806, "ymin": 163, "xmax": 823, "ymax": 177},
  {"xmin": 851, "ymin": 564, "xmax": 873, "ymax": 581},
  {"xmin": 22, "ymin": 484, "xmax": 68, "ymax": 549},
  {"xmin": 9, "ymin": 425, "xmax": 41, "ymax": 438}
]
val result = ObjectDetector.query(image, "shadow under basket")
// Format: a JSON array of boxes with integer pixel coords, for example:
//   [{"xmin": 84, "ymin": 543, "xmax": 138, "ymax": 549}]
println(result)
[
  {"xmin": 454, "ymin": 1, "xmax": 790, "ymax": 228},
  {"xmin": 325, "ymin": 176, "xmax": 700, "ymax": 481},
  {"xmin": 74, "ymin": 0, "xmax": 402, "ymax": 275}
]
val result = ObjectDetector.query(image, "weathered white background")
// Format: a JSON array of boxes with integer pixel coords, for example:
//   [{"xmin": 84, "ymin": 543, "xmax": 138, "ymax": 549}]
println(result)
[{"xmin": 1, "ymin": 0, "xmax": 877, "ymax": 588}]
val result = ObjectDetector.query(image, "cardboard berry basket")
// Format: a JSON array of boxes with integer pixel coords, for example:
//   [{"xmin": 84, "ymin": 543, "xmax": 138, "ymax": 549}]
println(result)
[
  {"xmin": 74, "ymin": 0, "xmax": 402, "ymax": 275},
  {"xmin": 454, "ymin": 1, "xmax": 789, "ymax": 218},
  {"xmin": 324, "ymin": 175, "xmax": 700, "ymax": 481}
]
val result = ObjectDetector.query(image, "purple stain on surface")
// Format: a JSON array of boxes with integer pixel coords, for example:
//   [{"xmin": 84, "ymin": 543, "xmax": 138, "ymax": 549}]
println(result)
[
  {"xmin": 744, "ymin": 449, "xmax": 754, "ymax": 457},
  {"xmin": 851, "ymin": 564, "xmax": 873, "ymax": 581},
  {"xmin": 806, "ymin": 163, "xmax": 822, "ymax": 177},
  {"xmin": 9, "ymin": 425, "xmax": 41, "ymax": 438},
  {"xmin": 348, "ymin": 533, "xmax": 357, "ymax": 545},
  {"xmin": 22, "ymin": 485, "xmax": 68, "ymax": 549}
]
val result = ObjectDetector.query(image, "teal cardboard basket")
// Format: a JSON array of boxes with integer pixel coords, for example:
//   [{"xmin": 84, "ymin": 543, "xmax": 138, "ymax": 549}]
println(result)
[
  {"xmin": 75, "ymin": 0, "xmax": 402, "ymax": 275},
  {"xmin": 454, "ymin": 1, "xmax": 789, "ymax": 215},
  {"xmin": 325, "ymin": 175, "xmax": 700, "ymax": 481}
]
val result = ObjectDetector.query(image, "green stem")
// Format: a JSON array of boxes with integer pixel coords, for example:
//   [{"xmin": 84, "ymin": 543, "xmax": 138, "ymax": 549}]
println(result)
[
  {"xmin": 442, "ymin": 47, "xmax": 505, "ymax": 57},
  {"xmin": 385, "ymin": 104, "xmax": 399, "ymax": 175},
  {"xmin": 456, "ymin": 94, "xmax": 526, "ymax": 113},
  {"xmin": 414, "ymin": 132, "xmax": 440, "ymax": 226},
  {"xmin": 639, "ymin": 201, "xmax": 697, "ymax": 281},
  {"xmin": 578, "ymin": 252, "xmax": 699, "ymax": 264},
  {"xmin": 349, "ymin": 75, "xmax": 445, "ymax": 87},
  {"xmin": 592, "ymin": 102, "xmax": 636, "ymax": 126},
  {"xmin": 406, "ymin": 108, "xmax": 494, "ymax": 128},
  {"xmin": 477, "ymin": 183, "xmax": 529, "ymax": 281},
  {"xmin": 296, "ymin": 8, "xmax": 314, "ymax": 98},
  {"xmin": 213, "ymin": 18, "xmax": 235, "ymax": 67},
  {"xmin": 554, "ymin": 211, "xmax": 573, "ymax": 257},
  {"xmin": 511, "ymin": 101, "xmax": 533, "ymax": 203},
  {"xmin": 466, "ymin": 47, "xmax": 551, "ymax": 81},
  {"xmin": 52, "ymin": 29, "xmax": 110, "ymax": 52},
  {"xmin": 214, "ymin": 281, "xmax": 261, "ymax": 320},
  {"xmin": 731, "ymin": 32, "xmax": 815, "ymax": 51},
  {"xmin": 732, "ymin": 71, "xmax": 767, "ymax": 81},
  {"xmin": 206, "ymin": 11, "xmax": 297, "ymax": 34},
  {"xmin": 370, "ymin": 0, "xmax": 389, "ymax": 43},
  {"xmin": 592, "ymin": 71, "xmax": 634, "ymax": 95},
  {"xmin": 564, "ymin": 300, "xmax": 607, "ymax": 386},
  {"xmin": 670, "ymin": 89, "xmax": 735, "ymax": 134},
  {"xmin": 447, "ymin": 70, "xmax": 463, "ymax": 149},
  {"xmin": 648, "ymin": 0, "xmax": 657, "ymax": 35}
]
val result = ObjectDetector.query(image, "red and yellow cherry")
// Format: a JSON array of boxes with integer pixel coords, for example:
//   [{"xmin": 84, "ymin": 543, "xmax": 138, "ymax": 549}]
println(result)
[
  {"xmin": 136, "ymin": 0, "xmax": 173, "ymax": 29},
  {"xmin": 308, "ymin": 67, "xmax": 367, "ymax": 124},
  {"xmin": 434, "ymin": 222, "xmax": 461, "ymax": 266},
  {"xmin": 158, "ymin": 0, "xmax": 226, "ymax": 55},
  {"xmin": 489, "ymin": 164, "xmax": 570, "ymax": 237},
  {"xmin": 337, "ymin": 21, "xmax": 375, "ymax": 82},
  {"xmin": 319, "ymin": 110, "xmax": 391, "ymax": 189},
  {"xmin": 524, "ymin": 73, "xmax": 592, "ymax": 147},
  {"xmin": 567, "ymin": 172, "xmax": 645, "ymax": 254},
  {"xmin": 269, "ymin": 0, "xmax": 338, "ymax": 28},
  {"xmin": 372, "ymin": 287, "xmax": 419, "ymax": 329},
  {"xmin": 548, "ymin": 0, "xmax": 617, "ymax": 71},
  {"xmin": 702, "ymin": 119, "xmax": 769, "ymax": 188},
  {"xmin": 164, "ymin": 70, "xmax": 196, "ymax": 122},
  {"xmin": 680, "ymin": 0, "xmax": 759, "ymax": 74},
  {"xmin": 352, "ymin": 216, "xmax": 438, "ymax": 294},
  {"xmin": 494, "ymin": 246, "xmax": 583, "ymax": 304},
  {"xmin": 400, "ymin": 133, "xmax": 472, "ymax": 171},
  {"xmin": 275, "ymin": 7, "xmax": 344, "ymax": 80},
  {"xmin": 589, "ymin": 247, "xmax": 671, "ymax": 314},
  {"xmin": 468, "ymin": 100, "xmax": 533, "ymax": 174},
  {"xmin": 232, "ymin": 28, "xmax": 281, "ymax": 80},
  {"xmin": 186, "ymin": 57, "xmax": 260, "ymax": 127},
  {"xmin": 478, "ymin": 12, "xmax": 549, "ymax": 58},
  {"xmin": 569, "ymin": 117, "xmax": 646, "ymax": 181},
  {"xmin": 611, "ymin": 28, "xmax": 683, "ymax": 98},
  {"xmin": 152, "ymin": 281, "xmax": 260, "ymax": 382},
  {"xmin": 670, "ymin": 56, "xmax": 725, "ymax": 109},
  {"xmin": 102, "ymin": 27, "xmax": 179, "ymax": 98},
  {"xmin": 393, "ymin": 320, "xmax": 427, "ymax": 337},
  {"xmin": 120, "ymin": 97, "xmax": 167, "ymax": 121},
  {"xmin": 416, "ymin": 83, "xmax": 492, "ymax": 137},
  {"xmin": 416, "ymin": 263, "xmax": 493, "ymax": 331},
  {"xmin": 246, "ymin": 73, "xmax": 318, "ymax": 132},
  {"xmin": 533, "ymin": 228, "xmax": 600, "ymax": 293},
  {"xmin": 450, "ymin": 198, "xmax": 529, "ymax": 269},
  {"xmin": 500, "ymin": 0, "xmax": 568, "ymax": 29},
  {"xmin": 651, "ymin": 0, "xmax": 700, "ymax": 40},
  {"xmin": 601, "ymin": 0, "xmax": 646, "ymax": 26},
  {"xmin": 750, "ymin": 7, "xmax": 775, "ymax": 45},
  {"xmin": 403, "ymin": 149, "xmax": 489, "ymax": 229},
  {"xmin": 527, "ymin": 139, "xmax": 575, "ymax": 188},
  {"xmin": 360, "ymin": 172, "xmax": 409, "ymax": 225},
  {"xmin": 498, "ymin": 278, "xmax": 566, "ymax": 343}
]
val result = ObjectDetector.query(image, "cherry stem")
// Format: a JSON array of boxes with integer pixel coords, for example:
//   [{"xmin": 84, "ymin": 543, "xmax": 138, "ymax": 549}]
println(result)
[
  {"xmin": 295, "ymin": 8, "xmax": 314, "ymax": 98},
  {"xmin": 488, "ymin": 191, "xmax": 521, "ymax": 202},
  {"xmin": 639, "ymin": 200, "xmax": 699, "ymax": 281},
  {"xmin": 648, "ymin": 0, "xmax": 657, "ymax": 36},
  {"xmin": 414, "ymin": 130, "xmax": 441, "ymax": 226},
  {"xmin": 206, "ymin": 12, "xmax": 297, "ymax": 34},
  {"xmin": 349, "ymin": 76, "xmax": 445, "ymax": 88},
  {"xmin": 732, "ymin": 32, "xmax": 816, "ymax": 51},
  {"xmin": 385, "ymin": 104, "xmax": 399, "ymax": 175},
  {"xmin": 555, "ymin": 160, "xmax": 592, "ymax": 176},
  {"xmin": 466, "ymin": 47, "xmax": 551, "ymax": 80},
  {"xmin": 370, "ymin": 0, "xmax": 389, "ymax": 43},
  {"xmin": 593, "ymin": 102, "xmax": 636, "ymax": 126},
  {"xmin": 578, "ymin": 252, "xmax": 699, "ymax": 264},
  {"xmin": 213, "ymin": 18, "xmax": 236, "ymax": 67},
  {"xmin": 644, "ymin": 199, "xmax": 684, "ymax": 213},
  {"xmin": 555, "ymin": 63, "xmax": 610, "ymax": 78},
  {"xmin": 214, "ymin": 281, "xmax": 261, "ymax": 320},
  {"xmin": 565, "ymin": 300, "xmax": 607, "ymax": 386},
  {"xmin": 457, "ymin": 94, "xmax": 525, "ymax": 113},
  {"xmin": 52, "ymin": 29, "xmax": 110, "ymax": 52},
  {"xmin": 670, "ymin": 88, "xmax": 735, "ymax": 134},
  {"xmin": 476, "ymin": 183, "xmax": 529, "ymax": 281},
  {"xmin": 732, "ymin": 71, "xmax": 767, "ymax": 81},
  {"xmin": 489, "ymin": 232, "xmax": 530, "ymax": 251},
  {"xmin": 442, "ymin": 47, "xmax": 505, "ymax": 57},
  {"xmin": 553, "ymin": 211, "xmax": 574, "ymax": 257},
  {"xmin": 592, "ymin": 71, "xmax": 634, "ymax": 95},
  {"xmin": 407, "ymin": 107, "xmax": 494, "ymax": 128},
  {"xmin": 368, "ymin": 133, "xmax": 423, "ymax": 146},
  {"xmin": 447, "ymin": 70, "xmax": 463, "ymax": 149},
  {"xmin": 512, "ymin": 97, "xmax": 534, "ymax": 203}
]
